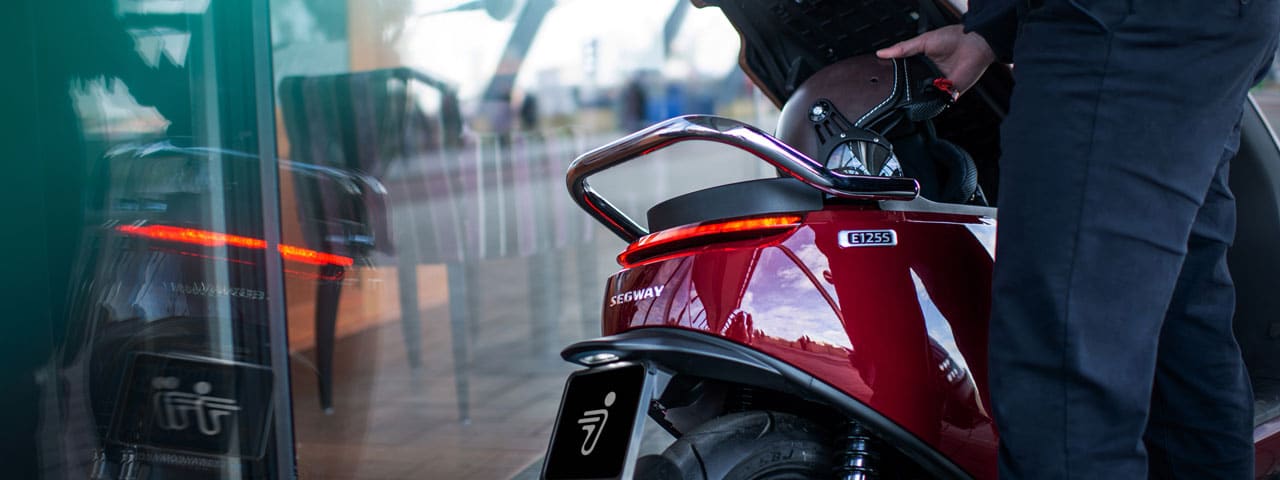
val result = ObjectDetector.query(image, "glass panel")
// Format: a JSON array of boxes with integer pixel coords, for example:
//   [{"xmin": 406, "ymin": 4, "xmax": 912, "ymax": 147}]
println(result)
[
  {"xmin": 268, "ymin": 0, "xmax": 777, "ymax": 477},
  {"xmin": 20, "ymin": 0, "xmax": 295, "ymax": 477}
]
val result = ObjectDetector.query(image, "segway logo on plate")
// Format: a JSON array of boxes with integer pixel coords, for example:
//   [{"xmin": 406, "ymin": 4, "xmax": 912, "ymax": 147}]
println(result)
[
  {"xmin": 838, "ymin": 229, "xmax": 897, "ymax": 247},
  {"xmin": 151, "ymin": 377, "xmax": 241, "ymax": 436},
  {"xmin": 577, "ymin": 392, "xmax": 616, "ymax": 456},
  {"xmin": 608, "ymin": 285, "xmax": 664, "ymax": 307}
]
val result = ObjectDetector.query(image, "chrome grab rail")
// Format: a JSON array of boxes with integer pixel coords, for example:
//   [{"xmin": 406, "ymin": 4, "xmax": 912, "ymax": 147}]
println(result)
[{"xmin": 567, "ymin": 115, "xmax": 920, "ymax": 242}]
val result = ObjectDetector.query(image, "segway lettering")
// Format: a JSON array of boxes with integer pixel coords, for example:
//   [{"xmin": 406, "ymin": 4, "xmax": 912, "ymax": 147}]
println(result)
[{"xmin": 608, "ymin": 285, "xmax": 664, "ymax": 307}]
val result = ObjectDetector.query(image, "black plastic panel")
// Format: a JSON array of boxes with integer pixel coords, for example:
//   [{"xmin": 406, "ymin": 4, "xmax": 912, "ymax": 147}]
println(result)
[
  {"xmin": 1227, "ymin": 100, "xmax": 1280, "ymax": 426},
  {"xmin": 699, "ymin": 0, "xmax": 925, "ymax": 106},
  {"xmin": 646, "ymin": 177, "xmax": 824, "ymax": 231}
]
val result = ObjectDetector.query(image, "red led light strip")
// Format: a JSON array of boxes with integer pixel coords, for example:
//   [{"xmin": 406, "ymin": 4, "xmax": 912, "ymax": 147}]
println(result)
[
  {"xmin": 618, "ymin": 214, "xmax": 802, "ymax": 267},
  {"xmin": 115, "ymin": 224, "xmax": 354, "ymax": 267}
]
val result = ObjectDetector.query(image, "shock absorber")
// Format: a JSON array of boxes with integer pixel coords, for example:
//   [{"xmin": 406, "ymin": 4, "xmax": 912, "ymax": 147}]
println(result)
[{"xmin": 836, "ymin": 422, "xmax": 881, "ymax": 480}]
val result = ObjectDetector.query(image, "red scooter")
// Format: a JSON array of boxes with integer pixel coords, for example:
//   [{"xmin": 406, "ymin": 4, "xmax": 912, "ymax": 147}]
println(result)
[{"xmin": 539, "ymin": 3, "xmax": 1280, "ymax": 477}]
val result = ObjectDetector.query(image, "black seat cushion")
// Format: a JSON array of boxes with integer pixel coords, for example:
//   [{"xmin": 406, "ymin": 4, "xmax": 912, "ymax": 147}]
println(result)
[
  {"xmin": 889, "ymin": 132, "xmax": 980, "ymax": 204},
  {"xmin": 925, "ymin": 138, "xmax": 980, "ymax": 204},
  {"xmin": 647, "ymin": 177, "xmax": 824, "ymax": 232}
]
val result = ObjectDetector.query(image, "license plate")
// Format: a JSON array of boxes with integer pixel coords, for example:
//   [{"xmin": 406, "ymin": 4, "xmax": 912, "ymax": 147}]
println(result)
[
  {"xmin": 542, "ymin": 362, "xmax": 653, "ymax": 480},
  {"xmin": 108, "ymin": 353, "xmax": 274, "ymax": 459}
]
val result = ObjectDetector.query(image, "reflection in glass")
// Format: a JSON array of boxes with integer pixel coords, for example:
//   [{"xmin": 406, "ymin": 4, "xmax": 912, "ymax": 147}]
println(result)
[
  {"xmin": 32, "ymin": 0, "xmax": 292, "ymax": 477},
  {"xmin": 270, "ymin": 0, "xmax": 779, "ymax": 477}
]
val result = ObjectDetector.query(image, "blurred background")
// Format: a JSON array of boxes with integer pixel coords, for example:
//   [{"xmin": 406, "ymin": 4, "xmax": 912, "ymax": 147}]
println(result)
[
  {"xmin": 266, "ymin": 1, "xmax": 781, "ymax": 478},
  {"xmin": 3, "ymin": 0, "xmax": 1278, "ymax": 478}
]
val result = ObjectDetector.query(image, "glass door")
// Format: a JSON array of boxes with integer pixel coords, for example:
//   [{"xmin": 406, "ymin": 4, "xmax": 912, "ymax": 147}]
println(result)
[{"xmin": 14, "ymin": 0, "xmax": 297, "ymax": 478}]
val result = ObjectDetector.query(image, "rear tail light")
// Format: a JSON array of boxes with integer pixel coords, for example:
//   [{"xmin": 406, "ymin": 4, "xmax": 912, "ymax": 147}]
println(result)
[
  {"xmin": 618, "ymin": 214, "xmax": 802, "ymax": 267},
  {"xmin": 116, "ymin": 224, "xmax": 355, "ymax": 267}
]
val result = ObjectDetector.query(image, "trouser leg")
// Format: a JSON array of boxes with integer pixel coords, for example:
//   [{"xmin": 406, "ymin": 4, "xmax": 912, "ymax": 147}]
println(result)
[
  {"xmin": 989, "ymin": 1, "xmax": 1277, "ymax": 477},
  {"xmin": 1145, "ymin": 131, "xmax": 1254, "ymax": 479}
]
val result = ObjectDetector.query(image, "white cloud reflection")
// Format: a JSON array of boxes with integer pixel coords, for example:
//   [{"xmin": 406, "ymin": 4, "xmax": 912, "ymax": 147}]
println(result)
[
  {"xmin": 909, "ymin": 268, "xmax": 969, "ymax": 374},
  {"xmin": 964, "ymin": 219, "xmax": 996, "ymax": 259},
  {"xmin": 739, "ymin": 248, "xmax": 851, "ymax": 349}
]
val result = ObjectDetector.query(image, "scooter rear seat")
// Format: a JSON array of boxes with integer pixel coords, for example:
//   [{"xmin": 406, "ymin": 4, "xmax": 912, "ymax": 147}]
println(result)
[{"xmin": 646, "ymin": 177, "xmax": 824, "ymax": 232}]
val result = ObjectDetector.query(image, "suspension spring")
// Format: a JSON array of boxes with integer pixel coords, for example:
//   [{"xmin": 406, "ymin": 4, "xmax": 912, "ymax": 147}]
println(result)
[{"xmin": 836, "ymin": 422, "xmax": 881, "ymax": 480}]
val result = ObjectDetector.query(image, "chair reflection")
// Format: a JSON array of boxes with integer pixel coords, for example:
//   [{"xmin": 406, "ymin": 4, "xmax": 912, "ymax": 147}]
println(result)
[{"xmin": 280, "ymin": 67, "xmax": 600, "ymax": 424}]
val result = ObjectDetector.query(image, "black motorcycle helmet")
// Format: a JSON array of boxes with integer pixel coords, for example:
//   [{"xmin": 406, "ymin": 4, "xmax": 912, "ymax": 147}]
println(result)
[{"xmin": 775, "ymin": 54, "xmax": 980, "ymax": 204}]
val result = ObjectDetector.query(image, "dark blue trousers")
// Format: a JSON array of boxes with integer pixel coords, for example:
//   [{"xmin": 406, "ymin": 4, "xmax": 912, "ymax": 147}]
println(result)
[{"xmin": 990, "ymin": 0, "xmax": 1279, "ymax": 478}]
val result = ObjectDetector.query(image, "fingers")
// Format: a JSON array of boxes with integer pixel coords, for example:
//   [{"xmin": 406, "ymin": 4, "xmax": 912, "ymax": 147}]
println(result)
[{"xmin": 876, "ymin": 35, "xmax": 926, "ymax": 59}]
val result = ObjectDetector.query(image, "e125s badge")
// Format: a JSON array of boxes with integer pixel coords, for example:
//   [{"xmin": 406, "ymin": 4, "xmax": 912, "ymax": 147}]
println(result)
[{"xmin": 838, "ymin": 229, "xmax": 897, "ymax": 247}]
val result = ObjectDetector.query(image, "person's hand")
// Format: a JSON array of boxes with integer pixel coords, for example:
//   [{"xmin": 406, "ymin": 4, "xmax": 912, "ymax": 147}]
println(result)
[{"xmin": 876, "ymin": 25, "xmax": 997, "ymax": 96}]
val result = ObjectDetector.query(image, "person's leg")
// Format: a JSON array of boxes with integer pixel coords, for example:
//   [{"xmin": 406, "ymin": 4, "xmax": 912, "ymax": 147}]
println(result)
[
  {"xmin": 1145, "ymin": 132, "xmax": 1254, "ymax": 479},
  {"xmin": 990, "ymin": 1, "xmax": 1278, "ymax": 478}
]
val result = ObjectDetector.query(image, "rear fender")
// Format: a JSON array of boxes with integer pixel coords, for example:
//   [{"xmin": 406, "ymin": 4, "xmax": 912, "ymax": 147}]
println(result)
[{"xmin": 562, "ymin": 328, "xmax": 974, "ymax": 480}]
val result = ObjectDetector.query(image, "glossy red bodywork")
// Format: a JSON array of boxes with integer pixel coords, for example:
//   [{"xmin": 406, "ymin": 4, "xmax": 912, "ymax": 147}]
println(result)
[
  {"xmin": 600, "ymin": 205, "xmax": 1280, "ymax": 479},
  {"xmin": 602, "ymin": 206, "xmax": 1000, "ymax": 478},
  {"xmin": 1257, "ymin": 419, "xmax": 1280, "ymax": 477}
]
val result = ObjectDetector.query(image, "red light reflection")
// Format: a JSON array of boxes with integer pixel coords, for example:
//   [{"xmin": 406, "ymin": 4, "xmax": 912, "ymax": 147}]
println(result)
[{"xmin": 115, "ymin": 224, "xmax": 355, "ymax": 267}]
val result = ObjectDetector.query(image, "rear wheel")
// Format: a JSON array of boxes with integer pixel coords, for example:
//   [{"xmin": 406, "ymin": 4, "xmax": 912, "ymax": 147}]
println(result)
[{"xmin": 635, "ymin": 411, "xmax": 833, "ymax": 480}]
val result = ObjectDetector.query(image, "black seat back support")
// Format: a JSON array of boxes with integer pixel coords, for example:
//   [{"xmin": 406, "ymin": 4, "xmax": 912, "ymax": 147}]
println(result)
[{"xmin": 646, "ymin": 177, "xmax": 824, "ymax": 232}]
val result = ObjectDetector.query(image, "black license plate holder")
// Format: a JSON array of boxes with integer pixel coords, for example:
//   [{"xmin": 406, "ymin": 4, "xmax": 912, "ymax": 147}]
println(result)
[{"xmin": 542, "ymin": 362, "xmax": 654, "ymax": 480}]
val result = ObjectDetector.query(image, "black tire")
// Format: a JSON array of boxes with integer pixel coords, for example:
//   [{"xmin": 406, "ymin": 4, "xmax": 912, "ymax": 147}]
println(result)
[{"xmin": 635, "ymin": 411, "xmax": 833, "ymax": 480}]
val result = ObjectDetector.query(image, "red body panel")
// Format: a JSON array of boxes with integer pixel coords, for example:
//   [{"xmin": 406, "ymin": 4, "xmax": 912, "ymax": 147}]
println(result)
[
  {"xmin": 599, "ymin": 204, "xmax": 1280, "ymax": 479},
  {"xmin": 601, "ymin": 206, "xmax": 999, "ymax": 479},
  {"xmin": 1257, "ymin": 420, "xmax": 1280, "ymax": 477}
]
